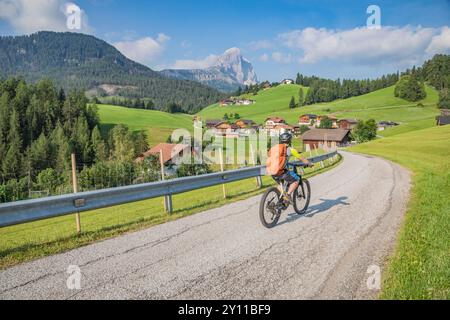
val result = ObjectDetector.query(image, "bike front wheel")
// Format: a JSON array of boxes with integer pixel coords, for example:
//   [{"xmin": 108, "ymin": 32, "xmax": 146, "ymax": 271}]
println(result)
[
  {"xmin": 293, "ymin": 179, "xmax": 311, "ymax": 215},
  {"xmin": 259, "ymin": 187, "xmax": 282, "ymax": 228}
]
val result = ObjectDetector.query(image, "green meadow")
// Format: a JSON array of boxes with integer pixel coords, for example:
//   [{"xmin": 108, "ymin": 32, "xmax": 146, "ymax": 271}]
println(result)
[
  {"xmin": 98, "ymin": 85, "xmax": 440, "ymax": 147},
  {"xmin": 352, "ymin": 125, "xmax": 450, "ymax": 299},
  {"xmin": 98, "ymin": 104, "xmax": 193, "ymax": 145},
  {"xmin": 199, "ymin": 84, "xmax": 440, "ymax": 135}
]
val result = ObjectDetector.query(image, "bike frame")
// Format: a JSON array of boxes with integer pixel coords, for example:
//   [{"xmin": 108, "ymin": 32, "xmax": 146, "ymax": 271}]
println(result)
[{"xmin": 275, "ymin": 164, "xmax": 307, "ymax": 201}]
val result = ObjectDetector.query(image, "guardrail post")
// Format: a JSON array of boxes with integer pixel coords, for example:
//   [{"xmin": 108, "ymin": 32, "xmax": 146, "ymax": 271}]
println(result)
[
  {"xmin": 71, "ymin": 153, "xmax": 81, "ymax": 233},
  {"xmin": 159, "ymin": 151, "xmax": 173, "ymax": 214}
]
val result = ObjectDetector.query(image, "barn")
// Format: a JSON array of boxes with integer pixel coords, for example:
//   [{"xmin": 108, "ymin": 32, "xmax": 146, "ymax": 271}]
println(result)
[{"xmin": 301, "ymin": 129, "xmax": 351, "ymax": 150}]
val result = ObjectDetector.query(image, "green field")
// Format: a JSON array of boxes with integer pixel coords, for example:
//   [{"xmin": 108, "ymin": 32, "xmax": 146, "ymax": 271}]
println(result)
[
  {"xmin": 98, "ymin": 85, "xmax": 440, "ymax": 146},
  {"xmin": 352, "ymin": 125, "xmax": 450, "ymax": 299},
  {"xmin": 199, "ymin": 84, "xmax": 440, "ymax": 133},
  {"xmin": 98, "ymin": 104, "xmax": 193, "ymax": 146}
]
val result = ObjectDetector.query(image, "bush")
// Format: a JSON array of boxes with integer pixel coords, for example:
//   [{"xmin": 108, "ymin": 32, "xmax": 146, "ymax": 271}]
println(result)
[
  {"xmin": 299, "ymin": 125, "xmax": 310, "ymax": 135},
  {"xmin": 318, "ymin": 116, "xmax": 333, "ymax": 129},
  {"xmin": 36, "ymin": 168, "xmax": 62, "ymax": 193},
  {"xmin": 438, "ymin": 88, "xmax": 450, "ymax": 109},
  {"xmin": 394, "ymin": 75, "xmax": 426, "ymax": 102},
  {"xmin": 352, "ymin": 119, "xmax": 378, "ymax": 143}
]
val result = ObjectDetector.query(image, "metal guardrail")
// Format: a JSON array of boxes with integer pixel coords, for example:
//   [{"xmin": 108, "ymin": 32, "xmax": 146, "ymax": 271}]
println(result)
[{"xmin": 0, "ymin": 151, "xmax": 338, "ymax": 228}]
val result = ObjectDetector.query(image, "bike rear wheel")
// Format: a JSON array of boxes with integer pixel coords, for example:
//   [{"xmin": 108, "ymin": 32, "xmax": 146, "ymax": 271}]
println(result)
[
  {"xmin": 293, "ymin": 179, "xmax": 311, "ymax": 215},
  {"xmin": 259, "ymin": 187, "xmax": 282, "ymax": 228}
]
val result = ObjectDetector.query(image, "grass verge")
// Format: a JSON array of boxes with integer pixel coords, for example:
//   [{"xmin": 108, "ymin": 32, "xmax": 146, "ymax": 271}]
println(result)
[{"xmin": 351, "ymin": 125, "xmax": 450, "ymax": 299}]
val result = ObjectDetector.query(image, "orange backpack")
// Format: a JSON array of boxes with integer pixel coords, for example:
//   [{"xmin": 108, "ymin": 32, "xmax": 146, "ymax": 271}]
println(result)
[{"xmin": 266, "ymin": 144, "xmax": 287, "ymax": 176}]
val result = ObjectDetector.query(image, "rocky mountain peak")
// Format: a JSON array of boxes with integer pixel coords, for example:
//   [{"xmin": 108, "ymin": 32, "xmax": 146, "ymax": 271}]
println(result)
[{"xmin": 161, "ymin": 47, "xmax": 257, "ymax": 92}]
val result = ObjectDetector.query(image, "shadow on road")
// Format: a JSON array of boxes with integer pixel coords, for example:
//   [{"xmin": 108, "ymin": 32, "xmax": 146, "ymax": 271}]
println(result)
[{"xmin": 278, "ymin": 196, "xmax": 350, "ymax": 227}]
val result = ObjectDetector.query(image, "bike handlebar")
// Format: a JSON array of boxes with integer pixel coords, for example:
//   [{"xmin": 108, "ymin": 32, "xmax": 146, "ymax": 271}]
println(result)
[{"xmin": 288, "ymin": 161, "xmax": 313, "ymax": 167}]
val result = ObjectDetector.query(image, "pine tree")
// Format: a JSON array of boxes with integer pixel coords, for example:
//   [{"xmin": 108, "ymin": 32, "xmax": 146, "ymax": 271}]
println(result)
[
  {"xmin": 438, "ymin": 88, "xmax": 450, "ymax": 109},
  {"xmin": 298, "ymin": 87, "xmax": 304, "ymax": 107},
  {"xmin": 110, "ymin": 125, "xmax": 135, "ymax": 162},
  {"xmin": 50, "ymin": 123, "xmax": 71, "ymax": 172},
  {"xmin": 2, "ymin": 109, "xmax": 24, "ymax": 178},
  {"xmin": 134, "ymin": 131, "xmax": 149, "ymax": 156},
  {"xmin": 72, "ymin": 116, "xmax": 92, "ymax": 164},
  {"xmin": 91, "ymin": 126, "xmax": 108, "ymax": 162},
  {"xmin": 27, "ymin": 133, "xmax": 51, "ymax": 177},
  {"xmin": 289, "ymin": 96, "xmax": 296, "ymax": 109}
]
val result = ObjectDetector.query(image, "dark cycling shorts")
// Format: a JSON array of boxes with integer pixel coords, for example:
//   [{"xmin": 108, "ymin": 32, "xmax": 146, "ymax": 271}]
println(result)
[{"xmin": 278, "ymin": 169, "xmax": 300, "ymax": 184}]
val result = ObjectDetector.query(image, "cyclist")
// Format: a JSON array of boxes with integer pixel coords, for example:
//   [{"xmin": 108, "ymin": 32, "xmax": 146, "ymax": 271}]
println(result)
[{"xmin": 276, "ymin": 132, "xmax": 313, "ymax": 204}]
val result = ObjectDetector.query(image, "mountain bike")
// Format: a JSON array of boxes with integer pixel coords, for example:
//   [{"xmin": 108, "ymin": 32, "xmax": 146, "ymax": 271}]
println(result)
[{"xmin": 259, "ymin": 161, "xmax": 311, "ymax": 228}]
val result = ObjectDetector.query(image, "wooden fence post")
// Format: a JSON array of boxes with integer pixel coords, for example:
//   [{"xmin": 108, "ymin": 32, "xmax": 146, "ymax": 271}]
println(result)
[
  {"xmin": 250, "ymin": 144, "xmax": 262, "ymax": 188},
  {"xmin": 219, "ymin": 148, "xmax": 227, "ymax": 199},
  {"xmin": 159, "ymin": 150, "xmax": 173, "ymax": 214},
  {"xmin": 71, "ymin": 153, "xmax": 81, "ymax": 233}
]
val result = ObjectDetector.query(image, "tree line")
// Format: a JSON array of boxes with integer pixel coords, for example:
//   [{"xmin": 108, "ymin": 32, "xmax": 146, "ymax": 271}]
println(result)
[
  {"xmin": 295, "ymin": 72, "xmax": 400, "ymax": 105},
  {"xmin": 0, "ymin": 78, "xmax": 160, "ymax": 203}
]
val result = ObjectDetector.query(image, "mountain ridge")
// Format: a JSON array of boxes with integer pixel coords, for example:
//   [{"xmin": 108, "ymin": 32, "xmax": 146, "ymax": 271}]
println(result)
[
  {"xmin": 161, "ymin": 47, "xmax": 258, "ymax": 92},
  {"xmin": 0, "ymin": 31, "xmax": 225, "ymax": 113}
]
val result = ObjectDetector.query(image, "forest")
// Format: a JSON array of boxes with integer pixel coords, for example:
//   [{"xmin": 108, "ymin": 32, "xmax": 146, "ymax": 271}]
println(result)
[
  {"xmin": 0, "ymin": 78, "xmax": 165, "ymax": 203},
  {"xmin": 0, "ymin": 32, "xmax": 226, "ymax": 114}
]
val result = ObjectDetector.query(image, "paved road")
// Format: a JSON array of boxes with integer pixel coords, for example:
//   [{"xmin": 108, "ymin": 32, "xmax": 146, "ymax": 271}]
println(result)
[{"xmin": 0, "ymin": 151, "xmax": 411, "ymax": 300}]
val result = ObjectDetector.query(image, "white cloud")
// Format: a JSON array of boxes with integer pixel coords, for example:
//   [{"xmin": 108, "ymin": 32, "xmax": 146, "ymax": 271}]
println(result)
[
  {"xmin": 248, "ymin": 40, "xmax": 273, "ymax": 50},
  {"xmin": 259, "ymin": 53, "xmax": 269, "ymax": 62},
  {"xmin": 180, "ymin": 40, "xmax": 191, "ymax": 48},
  {"xmin": 271, "ymin": 52, "xmax": 293, "ymax": 64},
  {"xmin": 279, "ymin": 26, "xmax": 441, "ymax": 65},
  {"xmin": 426, "ymin": 26, "xmax": 450, "ymax": 55},
  {"xmin": 0, "ymin": 0, "xmax": 91, "ymax": 34},
  {"xmin": 171, "ymin": 54, "xmax": 220, "ymax": 69},
  {"xmin": 114, "ymin": 34, "xmax": 170, "ymax": 66},
  {"xmin": 157, "ymin": 33, "xmax": 170, "ymax": 43}
]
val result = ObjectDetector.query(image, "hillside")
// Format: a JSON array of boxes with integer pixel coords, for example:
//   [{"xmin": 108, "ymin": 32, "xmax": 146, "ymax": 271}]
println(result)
[
  {"xmin": 98, "ymin": 104, "xmax": 193, "ymax": 146},
  {"xmin": 0, "ymin": 32, "xmax": 225, "ymax": 113},
  {"xmin": 199, "ymin": 84, "xmax": 440, "ymax": 133},
  {"xmin": 98, "ymin": 84, "xmax": 440, "ymax": 147}
]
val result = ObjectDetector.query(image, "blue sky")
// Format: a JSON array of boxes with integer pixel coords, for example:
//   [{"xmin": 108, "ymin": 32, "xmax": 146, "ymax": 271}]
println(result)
[{"xmin": 1, "ymin": 0, "xmax": 449, "ymax": 81}]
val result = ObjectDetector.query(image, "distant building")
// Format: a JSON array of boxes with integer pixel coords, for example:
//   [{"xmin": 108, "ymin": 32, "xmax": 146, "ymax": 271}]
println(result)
[
  {"xmin": 219, "ymin": 99, "xmax": 234, "ymax": 106},
  {"xmin": 264, "ymin": 117, "xmax": 295, "ymax": 136},
  {"xmin": 338, "ymin": 118, "xmax": 359, "ymax": 130},
  {"xmin": 436, "ymin": 115, "xmax": 450, "ymax": 126},
  {"xmin": 262, "ymin": 82, "xmax": 272, "ymax": 90},
  {"xmin": 301, "ymin": 129, "xmax": 351, "ymax": 150},
  {"xmin": 205, "ymin": 119, "xmax": 225, "ymax": 129},
  {"xmin": 298, "ymin": 114, "xmax": 318, "ymax": 126},
  {"xmin": 219, "ymin": 98, "xmax": 255, "ymax": 106},
  {"xmin": 316, "ymin": 115, "xmax": 338, "ymax": 128},
  {"xmin": 281, "ymin": 79, "xmax": 295, "ymax": 85},
  {"xmin": 378, "ymin": 121, "xmax": 399, "ymax": 131},
  {"xmin": 235, "ymin": 119, "xmax": 257, "ymax": 129},
  {"xmin": 214, "ymin": 122, "xmax": 240, "ymax": 136},
  {"xmin": 135, "ymin": 143, "xmax": 191, "ymax": 166},
  {"xmin": 265, "ymin": 117, "xmax": 286, "ymax": 128}
]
